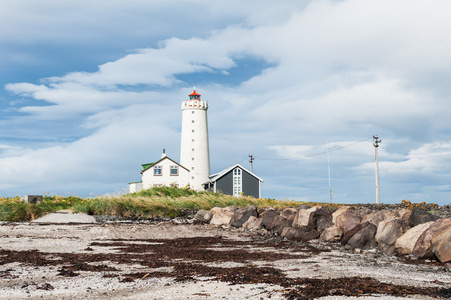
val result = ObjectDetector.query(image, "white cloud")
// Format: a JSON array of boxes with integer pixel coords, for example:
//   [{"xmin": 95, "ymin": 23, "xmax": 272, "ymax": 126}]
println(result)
[{"xmin": 2, "ymin": 0, "xmax": 451, "ymax": 204}]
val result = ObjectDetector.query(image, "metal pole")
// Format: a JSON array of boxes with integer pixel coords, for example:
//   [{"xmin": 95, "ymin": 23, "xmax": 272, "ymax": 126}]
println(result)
[
  {"xmin": 327, "ymin": 147, "xmax": 332, "ymax": 204},
  {"xmin": 249, "ymin": 155, "xmax": 254, "ymax": 173},
  {"xmin": 373, "ymin": 135, "xmax": 381, "ymax": 204}
]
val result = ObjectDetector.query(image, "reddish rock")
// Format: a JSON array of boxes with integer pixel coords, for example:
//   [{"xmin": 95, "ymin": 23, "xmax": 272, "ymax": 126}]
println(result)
[
  {"xmin": 320, "ymin": 226, "xmax": 343, "ymax": 242},
  {"xmin": 431, "ymin": 226, "xmax": 451, "ymax": 263},
  {"xmin": 395, "ymin": 222, "xmax": 433, "ymax": 255},
  {"xmin": 332, "ymin": 206, "xmax": 353, "ymax": 225},
  {"xmin": 412, "ymin": 218, "xmax": 451, "ymax": 258},
  {"xmin": 335, "ymin": 211, "xmax": 361, "ymax": 234},
  {"xmin": 341, "ymin": 223, "xmax": 365, "ymax": 245},
  {"xmin": 347, "ymin": 223, "xmax": 377, "ymax": 250},
  {"xmin": 261, "ymin": 209, "xmax": 281, "ymax": 230},
  {"xmin": 375, "ymin": 219, "xmax": 409, "ymax": 255}
]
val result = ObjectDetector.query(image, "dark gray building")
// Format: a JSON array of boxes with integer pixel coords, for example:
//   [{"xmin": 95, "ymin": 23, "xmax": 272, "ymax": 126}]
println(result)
[{"xmin": 204, "ymin": 164, "xmax": 263, "ymax": 198}]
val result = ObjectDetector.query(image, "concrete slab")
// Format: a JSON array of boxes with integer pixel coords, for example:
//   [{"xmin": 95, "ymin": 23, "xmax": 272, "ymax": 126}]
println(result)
[{"xmin": 31, "ymin": 211, "xmax": 96, "ymax": 224}]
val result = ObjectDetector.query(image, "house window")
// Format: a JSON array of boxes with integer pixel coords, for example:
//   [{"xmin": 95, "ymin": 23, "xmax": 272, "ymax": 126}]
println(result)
[
  {"xmin": 170, "ymin": 166, "xmax": 178, "ymax": 176},
  {"xmin": 154, "ymin": 166, "xmax": 162, "ymax": 176},
  {"xmin": 233, "ymin": 168, "xmax": 242, "ymax": 196}
]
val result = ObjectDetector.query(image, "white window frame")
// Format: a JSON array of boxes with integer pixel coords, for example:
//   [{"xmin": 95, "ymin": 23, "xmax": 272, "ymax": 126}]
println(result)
[
  {"xmin": 154, "ymin": 166, "xmax": 162, "ymax": 176},
  {"xmin": 233, "ymin": 168, "xmax": 242, "ymax": 197},
  {"xmin": 170, "ymin": 166, "xmax": 178, "ymax": 176}
]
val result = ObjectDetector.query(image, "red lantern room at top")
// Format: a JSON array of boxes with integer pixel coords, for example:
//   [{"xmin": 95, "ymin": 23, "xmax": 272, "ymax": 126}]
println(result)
[{"xmin": 189, "ymin": 89, "xmax": 201, "ymax": 101}]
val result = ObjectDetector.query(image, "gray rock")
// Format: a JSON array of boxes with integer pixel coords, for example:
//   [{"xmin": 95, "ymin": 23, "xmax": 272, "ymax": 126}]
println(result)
[
  {"xmin": 409, "ymin": 208, "xmax": 438, "ymax": 227},
  {"xmin": 242, "ymin": 216, "xmax": 263, "ymax": 231},
  {"xmin": 335, "ymin": 210, "xmax": 361, "ymax": 234},
  {"xmin": 194, "ymin": 210, "xmax": 213, "ymax": 222},
  {"xmin": 230, "ymin": 206, "xmax": 258, "ymax": 228},
  {"xmin": 261, "ymin": 209, "xmax": 281, "ymax": 230},
  {"xmin": 347, "ymin": 223, "xmax": 377, "ymax": 250}
]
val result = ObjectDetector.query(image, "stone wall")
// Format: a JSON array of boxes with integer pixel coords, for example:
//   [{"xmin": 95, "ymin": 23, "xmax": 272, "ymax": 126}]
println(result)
[{"xmin": 195, "ymin": 205, "xmax": 451, "ymax": 264}]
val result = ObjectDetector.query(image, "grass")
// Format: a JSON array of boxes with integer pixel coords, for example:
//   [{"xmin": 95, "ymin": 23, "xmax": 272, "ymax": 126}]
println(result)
[{"xmin": 0, "ymin": 187, "xmax": 305, "ymax": 222}]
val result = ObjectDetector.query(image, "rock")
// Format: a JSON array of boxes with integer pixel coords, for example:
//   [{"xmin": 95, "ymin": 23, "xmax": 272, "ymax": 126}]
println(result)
[
  {"xmin": 395, "ymin": 222, "xmax": 433, "ymax": 255},
  {"xmin": 412, "ymin": 218, "xmax": 451, "ymax": 258},
  {"xmin": 261, "ymin": 209, "xmax": 281, "ymax": 230},
  {"xmin": 335, "ymin": 211, "xmax": 361, "ymax": 234},
  {"xmin": 312, "ymin": 207, "xmax": 333, "ymax": 232},
  {"xmin": 209, "ymin": 207, "xmax": 236, "ymax": 226},
  {"xmin": 375, "ymin": 219, "xmax": 408, "ymax": 255},
  {"xmin": 292, "ymin": 206, "xmax": 320, "ymax": 228},
  {"xmin": 281, "ymin": 208, "xmax": 298, "ymax": 220},
  {"xmin": 332, "ymin": 206, "xmax": 353, "ymax": 225},
  {"xmin": 431, "ymin": 226, "xmax": 451, "ymax": 263},
  {"xmin": 320, "ymin": 226, "xmax": 343, "ymax": 242},
  {"xmin": 272, "ymin": 216, "xmax": 293, "ymax": 235},
  {"xmin": 347, "ymin": 223, "xmax": 377, "ymax": 250},
  {"xmin": 242, "ymin": 216, "xmax": 263, "ymax": 231},
  {"xmin": 295, "ymin": 203, "xmax": 311, "ymax": 210},
  {"xmin": 409, "ymin": 208, "xmax": 438, "ymax": 227},
  {"xmin": 362, "ymin": 209, "xmax": 411, "ymax": 229},
  {"xmin": 194, "ymin": 210, "xmax": 213, "ymax": 223},
  {"xmin": 283, "ymin": 227, "xmax": 320, "ymax": 241},
  {"xmin": 230, "ymin": 206, "xmax": 258, "ymax": 228},
  {"xmin": 341, "ymin": 223, "xmax": 365, "ymax": 245},
  {"xmin": 361, "ymin": 211, "xmax": 386, "ymax": 227}
]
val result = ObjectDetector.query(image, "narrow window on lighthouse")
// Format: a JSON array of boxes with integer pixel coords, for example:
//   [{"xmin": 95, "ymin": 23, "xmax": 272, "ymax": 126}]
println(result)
[{"xmin": 192, "ymin": 120, "xmax": 195, "ymax": 123}]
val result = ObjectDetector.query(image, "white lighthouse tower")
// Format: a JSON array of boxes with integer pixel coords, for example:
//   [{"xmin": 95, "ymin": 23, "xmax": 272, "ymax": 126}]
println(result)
[{"xmin": 180, "ymin": 88, "xmax": 210, "ymax": 190}]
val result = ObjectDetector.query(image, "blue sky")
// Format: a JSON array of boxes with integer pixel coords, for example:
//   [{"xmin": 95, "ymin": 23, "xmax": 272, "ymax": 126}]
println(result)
[{"xmin": 1, "ymin": 0, "xmax": 451, "ymax": 205}]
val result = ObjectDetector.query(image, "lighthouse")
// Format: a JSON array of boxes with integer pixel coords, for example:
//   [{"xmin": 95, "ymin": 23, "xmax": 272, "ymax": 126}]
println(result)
[{"xmin": 180, "ymin": 88, "xmax": 210, "ymax": 190}]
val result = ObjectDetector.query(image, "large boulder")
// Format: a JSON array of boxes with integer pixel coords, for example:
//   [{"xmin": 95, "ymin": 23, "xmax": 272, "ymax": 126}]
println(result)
[
  {"xmin": 230, "ymin": 206, "xmax": 258, "ymax": 228},
  {"xmin": 413, "ymin": 219, "xmax": 451, "ymax": 258},
  {"xmin": 281, "ymin": 208, "xmax": 298, "ymax": 220},
  {"xmin": 292, "ymin": 206, "xmax": 321, "ymax": 228},
  {"xmin": 341, "ymin": 222, "xmax": 365, "ymax": 245},
  {"xmin": 194, "ymin": 210, "xmax": 213, "ymax": 223},
  {"xmin": 272, "ymin": 216, "xmax": 293, "ymax": 235},
  {"xmin": 347, "ymin": 223, "xmax": 377, "ymax": 250},
  {"xmin": 242, "ymin": 216, "xmax": 263, "ymax": 231},
  {"xmin": 361, "ymin": 210, "xmax": 386, "ymax": 227},
  {"xmin": 320, "ymin": 226, "xmax": 343, "ymax": 242},
  {"xmin": 332, "ymin": 206, "xmax": 353, "ymax": 225},
  {"xmin": 209, "ymin": 206, "xmax": 236, "ymax": 226},
  {"xmin": 335, "ymin": 210, "xmax": 361, "ymax": 234},
  {"xmin": 312, "ymin": 207, "xmax": 333, "ymax": 232},
  {"xmin": 395, "ymin": 222, "xmax": 433, "ymax": 255},
  {"xmin": 431, "ymin": 227, "xmax": 451, "ymax": 263},
  {"xmin": 261, "ymin": 209, "xmax": 281, "ymax": 230},
  {"xmin": 409, "ymin": 208, "xmax": 438, "ymax": 227},
  {"xmin": 282, "ymin": 227, "xmax": 320, "ymax": 241},
  {"xmin": 375, "ymin": 219, "xmax": 409, "ymax": 255},
  {"xmin": 362, "ymin": 209, "xmax": 411, "ymax": 228}
]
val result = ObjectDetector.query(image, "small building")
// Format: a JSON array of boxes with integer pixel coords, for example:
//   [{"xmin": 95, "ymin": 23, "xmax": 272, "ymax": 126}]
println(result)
[
  {"xmin": 204, "ymin": 164, "xmax": 263, "ymax": 198},
  {"xmin": 130, "ymin": 151, "xmax": 190, "ymax": 192}
]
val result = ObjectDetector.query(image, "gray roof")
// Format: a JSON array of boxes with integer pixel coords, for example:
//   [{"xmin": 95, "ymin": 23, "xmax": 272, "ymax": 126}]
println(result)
[{"xmin": 207, "ymin": 164, "xmax": 264, "ymax": 183}]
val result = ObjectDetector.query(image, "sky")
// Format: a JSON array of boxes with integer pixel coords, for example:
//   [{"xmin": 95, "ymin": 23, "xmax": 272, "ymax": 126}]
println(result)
[{"xmin": 1, "ymin": 0, "xmax": 451, "ymax": 205}]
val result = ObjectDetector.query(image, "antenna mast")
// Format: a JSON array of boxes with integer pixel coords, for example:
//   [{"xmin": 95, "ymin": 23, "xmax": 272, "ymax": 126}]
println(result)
[{"xmin": 373, "ymin": 135, "xmax": 381, "ymax": 204}]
